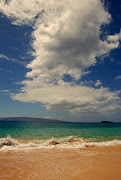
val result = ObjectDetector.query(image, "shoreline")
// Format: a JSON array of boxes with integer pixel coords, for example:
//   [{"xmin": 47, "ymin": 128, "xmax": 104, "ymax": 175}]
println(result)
[
  {"xmin": 1, "ymin": 136, "xmax": 121, "ymax": 151},
  {"xmin": 0, "ymin": 145, "xmax": 121, "ymax": 180}
]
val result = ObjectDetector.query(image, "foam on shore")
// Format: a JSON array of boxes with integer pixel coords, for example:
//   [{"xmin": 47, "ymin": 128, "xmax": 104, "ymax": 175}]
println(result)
[{"xmin": 0, "ymin": 136, "xmax": 121, "ymax": 151}]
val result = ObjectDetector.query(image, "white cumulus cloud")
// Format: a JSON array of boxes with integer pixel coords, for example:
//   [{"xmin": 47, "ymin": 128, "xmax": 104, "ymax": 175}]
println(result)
[
  {"xmin": 11, "ymin": 79, "xmax": 121, "ymax": 114},
  {"xmin": 0, "ymin": 0, "xmax": 121, "ymax": 115}
]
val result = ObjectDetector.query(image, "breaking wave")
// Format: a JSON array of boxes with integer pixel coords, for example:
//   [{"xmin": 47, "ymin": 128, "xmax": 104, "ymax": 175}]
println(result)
[{"xmin": 0, "ymin": 136, "xmax": 121, "ymax": 151}]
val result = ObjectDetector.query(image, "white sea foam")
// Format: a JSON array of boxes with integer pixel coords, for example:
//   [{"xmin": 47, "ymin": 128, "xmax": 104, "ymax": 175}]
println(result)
[
  {"xmin": 0, "ymin": 136, "xmax": 19, "ymax": 148},
  {"xmin": 0, "ymin": 136, "xmax": 121, "ymax": 151}
]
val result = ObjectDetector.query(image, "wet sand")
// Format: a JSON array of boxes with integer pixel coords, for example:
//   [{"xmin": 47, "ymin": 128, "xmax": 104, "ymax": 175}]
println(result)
[{"xmin": 0, "ymin": 145, "xmax": 121, "ymax": 180}]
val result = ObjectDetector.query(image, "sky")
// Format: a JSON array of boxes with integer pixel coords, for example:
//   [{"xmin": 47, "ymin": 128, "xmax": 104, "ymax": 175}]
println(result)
[{"xmin": 0, "ymin": 0, "xmax": 121, "ymax": 122}]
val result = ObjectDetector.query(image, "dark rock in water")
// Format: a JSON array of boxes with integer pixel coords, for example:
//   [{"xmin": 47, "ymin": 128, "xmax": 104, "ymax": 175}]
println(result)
[
  {"xmin": 0, "ymin": 139, "xmax": 17, "ymax": 148},
  {"xmin": 101, "ymin": 121, "xmax": 113, "ymax": 123}
]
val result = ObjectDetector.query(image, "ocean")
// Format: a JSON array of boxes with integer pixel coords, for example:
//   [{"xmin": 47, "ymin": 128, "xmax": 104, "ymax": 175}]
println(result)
[{"xmin": 0, "ymin": 121, "xmax": 121, "ymax": 150}]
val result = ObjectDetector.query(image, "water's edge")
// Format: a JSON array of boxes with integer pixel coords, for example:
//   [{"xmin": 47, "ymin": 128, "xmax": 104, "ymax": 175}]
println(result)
[{"xmin": 0, "ymin": 136, "xmax": 121, "ymax": 151}]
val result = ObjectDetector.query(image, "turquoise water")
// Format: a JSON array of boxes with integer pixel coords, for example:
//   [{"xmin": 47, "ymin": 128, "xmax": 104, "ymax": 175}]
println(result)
[{"xmin": 0, "ymin": 121, "xmax": 121, "ymax": 141}]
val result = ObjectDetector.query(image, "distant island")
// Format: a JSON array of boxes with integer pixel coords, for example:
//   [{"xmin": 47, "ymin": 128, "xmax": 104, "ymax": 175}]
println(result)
[
  {"xmin": 101, "ymin": 121, "xmax": 114, "ymax": 123},
  {"xmin": 0, "ymin": 117, "xmax": 117, "ymax": 123},
  {"xmin": 0, "ymin": 117, "xmax": 68, "ymax": 123}
]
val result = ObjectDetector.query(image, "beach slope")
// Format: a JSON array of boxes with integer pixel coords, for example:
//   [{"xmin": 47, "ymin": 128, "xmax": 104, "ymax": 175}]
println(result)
[{"xmin": 0, "ymin": 145, "xmax": 121, "ymax": 180}]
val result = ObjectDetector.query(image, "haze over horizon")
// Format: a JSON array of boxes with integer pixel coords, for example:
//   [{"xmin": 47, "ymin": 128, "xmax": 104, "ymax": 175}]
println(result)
[{"xmin": 0, "ymin": 0, "xmax": 121, "ymax": 122}]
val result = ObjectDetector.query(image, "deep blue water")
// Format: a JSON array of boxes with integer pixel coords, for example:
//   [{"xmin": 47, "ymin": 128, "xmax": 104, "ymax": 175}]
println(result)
[{"xmin": 0, "ymin": 121, "xmax": 121, "ymax": 141}]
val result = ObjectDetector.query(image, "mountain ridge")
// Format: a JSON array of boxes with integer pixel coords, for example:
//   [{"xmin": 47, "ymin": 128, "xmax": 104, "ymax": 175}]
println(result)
[{"xmin": 0, "ymin": 117, "xmax": 68, "ymax": 123}]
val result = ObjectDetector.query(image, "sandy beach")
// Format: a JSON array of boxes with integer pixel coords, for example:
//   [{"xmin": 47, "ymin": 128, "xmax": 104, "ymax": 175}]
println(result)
[{"xmin": 0, "ymin": 145, "xmax": 121, "ymax": 180}]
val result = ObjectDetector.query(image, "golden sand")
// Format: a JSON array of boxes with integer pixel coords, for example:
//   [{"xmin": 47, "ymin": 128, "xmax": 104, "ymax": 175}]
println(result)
[{"xmin": 0, "ymin": 145, "xmax": 121, "ymax": 180}]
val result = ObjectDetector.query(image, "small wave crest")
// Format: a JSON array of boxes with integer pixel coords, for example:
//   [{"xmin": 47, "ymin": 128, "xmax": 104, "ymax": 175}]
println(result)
[
  {"xmin": 0, "ymin": 136, "xmax": 19, "ymax": 148},
  {"xmin": 44, "ymin": 136, "xmax": 86, "ymax": 145},
  {"xmin": 0, "ymin": 136, "xmax": 121, "ymax": 151}
]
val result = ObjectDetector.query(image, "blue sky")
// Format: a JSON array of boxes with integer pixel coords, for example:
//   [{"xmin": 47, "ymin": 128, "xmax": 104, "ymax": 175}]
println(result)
[{"xmin": 0, "ymin": 0, "xmax": 121, "ymax": 122}]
